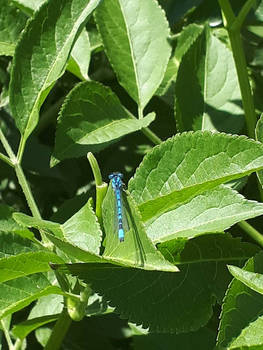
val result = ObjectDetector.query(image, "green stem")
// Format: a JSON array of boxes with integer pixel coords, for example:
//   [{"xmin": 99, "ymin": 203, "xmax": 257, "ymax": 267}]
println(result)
[
  {"xmin": 0, "ymin": 319, "xmax": 13, "ymax": 349},
  {"xmin": 44, "ymin": 309, "xmax": 72, "ymax": 350},
  {"xmin": 219, "ymin": 0, "xmax": 257, "ymax": 138},
  {"xmin": 234, "ymin": 0, "xmax": 256, "ymax": 30},
  {"xmin": 87, "ymin": 152, "xmax": 103, "ymax": 185},
  {"xmin": 13, "ymin": 339, "xmax": 23, "ymax": 350},
  {"xmin": 14, "ymin": 164, "xmax": 41, "ymax": 219},
  {"xmin": 1, "ymin": 321, "xmax": 14, "ymax": 350},
  {"xmin": 95, "ymin": 183, "xmax": 108, "ymax": 225},
  {"xmin": 142, "ymin": 127, "xmax": 162, "ymax": 145},
  {"xmin": 238, "ymin": 220, "xmax": 263, "ymax": 248},
  {"xmin": 0, "ymin": 127, "xmax": 41, "ymax": 219},
  {"xmin": 0, "ymin": 152, "xmax": 14, "ymax": 167},
  {"xmin": 228, "ymin": 30, "xmax": 256, "ymax": 138},
  {"xmin": 0, "ymin": 128, "xmax": 16, "ymax": 161},
  {"xmin": 17, "ymin": 137, "xmax": 27, "ymax": 164},
  {"xmin": 138, "ymin": 106, "xmax": 143, "ymax": 120},
  {"xmin": 87, "ymin": 152, "xmax": 108, "ymax": 225}
]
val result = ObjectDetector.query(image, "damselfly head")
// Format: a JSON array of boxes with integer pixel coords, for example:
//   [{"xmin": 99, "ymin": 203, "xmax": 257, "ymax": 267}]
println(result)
[{"xmin": 109, "ymin": 172, "xmax": 123, "ymax": 180}]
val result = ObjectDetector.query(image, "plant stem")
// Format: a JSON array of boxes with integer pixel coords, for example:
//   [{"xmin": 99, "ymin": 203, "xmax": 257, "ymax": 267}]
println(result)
[
  {"xmin": 0, "ymin": 127, "xmax": 41, "ymax": 219},
  {"xmin": 44, "ymin": 309, "xmax": 72, "ymax": 350},
  {"xmin": 0, "ymin": 152, "xmax": 14, "ymax": 167},
  {"xmin": 227, "ymin": 30, "xmax": 256, "ymax": 138},
  {"xmin": 87, "ymin": 152, "xmax": 103, "ymax": 185},
  {"xmin": 138, "ymin": 106, "xmax": 143, "ymax": 119},
  {"xmin": 142, "ymin": 127, "xmax": 162, "ymax": 145},
  {"xmin": 87, "ymin": 152, "xmax": 108, "ymax": 225},
  {"xmin": 0, "ymin": 319, "xmax": 14, "ymax": 349},
  {"xmin": 14, "ymin": 164, "xmax": 41, "ymax": 219},
  {"xmin": 219, "ymin": 0, "xmax": 257, "ymax": 138},
  {"xmin": 17, "ymin": 137, "xmax": 27, "ymax": 164},
  {"xmin": 238, "ymin": 220, "xmax": 263, "ymax": 248},
  {"xmin": 13, "ymin": 339, "xmax": 23, "ymax": 350},
  {"xmin": 234, "ymin": 0, "xmax": 256, "ymax": 30},
  {"xmin": 0, "ymin": 128, "xmax": 16, "ymax": 161}
]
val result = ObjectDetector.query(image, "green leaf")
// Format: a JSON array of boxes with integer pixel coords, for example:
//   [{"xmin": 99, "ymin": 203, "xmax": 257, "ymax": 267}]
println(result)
[
  {"xmin": 155, "ymin": 57, "xmax": 177, "ymax": 97},
  {"xmin": 0, "ymin": 1, "xmax": 27, "ymax": 56},
  {"xmin": 0, "ymin": 251, "xmax": 64, "ymax": 283},
  {"xmin": 158, "ymin": 234, "xmax": 259, "ymax": 267},
  {"xmin": 62, "ymin": 199, "xmax": 102, "ymax": 254},
  {"xmin": 226, "ymin": 316, "xmax": 263, "ymax": 350},
  {"xmin": 228, "ymin": 265, "xmax": 263, "ymax": 296},
  {"xmin": 46, "ymin": 233, "xmax": 104, "ymax": 263},
  {"xmin": 14, "ymin": 200, "xmax": 102, "ymax": 254},
  {"xmin": 95, "ymin": 0, "xmax": 171, "ymax": 110},
  {"xmin": 156, "ymin": 23, "xmax": 204, "ymax": 97},
  {"xmin": 9, "ymin": 0, "xmax": 102, "ymax": 142},
  {"xmin": 54, "ymin": 234, "xmax": 256, "ymax": 333},
  {"xmin": 102, "ymin": 185, "xmax": 178, "ymax": 271},
  {"xmin": 12, "ymin": 0, "xmax": 46, "ymax": 15},
  {"xmin": 12, "ymin": 314, "xmax": 59, "ymax": 340},
  {"xmin": 174, "ymin": 23, "xmax": 204, "ymax": 63},
  {"xmin": 29, "ymin": 294, "xmax": 64, "ymax": 318},
  {"xmin": 256, "ymin": 113, "xmax": 263, "ymax": 187},
  {"xmin": 129, "ymin": 131, "xmax": 263, "ymax": 222},
  {"xmin": 0, "ymin": 231, "xmax": 64, "ymax": 283},
  {"xmin": 0, "ymin": 273, "xmax": 62, "ymax": 320},
  {"xmin": 0, "ymin": 204, "xmax": 34, "ymax": 240},
  {"xmin": 52, "ymin": 81, "xmax": 155, "ymax": 165},
  {"xmin": 0, "ymin": 231, "xmax": 40, "ymax": 260},
  {"xmin": 217, "ymin": 251, "xmax": 263, "ymax": 349},
  {"xmin": 132, "ymin": 327, "xmax": 216, "ymax": 350},
  {"xmin": 175, "ymin": 26, "xmax": 244, "ymax": 133},
  {"xmin": 13, "ymin": 0, "xmax": 92, "ymax": 81},
  {"xmin": 13, "ymin": 213, "xmax": 63, "ymax": 239},
  {"xmin": 67, "ymin": 29, "xmax": 91, "ymax": 80},
  {"xmin": 146, "ymin": 185, "xmax": 263, "ymax": 243}
]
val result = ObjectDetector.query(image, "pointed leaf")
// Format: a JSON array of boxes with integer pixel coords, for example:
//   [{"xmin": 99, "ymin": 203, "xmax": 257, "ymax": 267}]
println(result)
[
  {"xmin": 12, "ymin": 315, "xmax": 59, "ymax": 340},
  {"xmin": 217, "ymin": 251, "xmax": 263, "ymax": 349},
  {"xmin": 156, "ymin": 23, "xmax": 204, "ymax": 98},
  {"xmin": 175, "ymin": 26, "xmax": 244, "ymax": 133},
  {"xmin": 256, "ymin": 113, "xmax": 263, "ymax": 187},
  {"xmin": 227, "ymin": 316, "xmax": 263, "ymax": 350},
  {"xmin": 0, "ymin": 232, "xmax": 64, "ymax": 283},
  {"xmin": 102, "ymin": 185, "xmax": 178, "ymax": 271},
  {"xmin": 0, "ymin": 204, "xmax": 34, "ymax": 240},
  {"xmin": 54, "ymin": 234, "xmax": 257, "ymax": 333},
  {"xmin": 46, "ymin": 233, "xmax": 106, "ymax": 264},
  {"xmin": 0, "ymin": 274, "xmax": 62, "ymax": 320},
  {"xmin": 52, "ymin": 81, "xmax": 155, "ymax": 165},
  {"xmin": 129, "ymin": 131, "xmax": 263, "ymax": 222},
  {"xmin": 62, "ymin": 199, "xmax": 102, "ymax": 254},
  {"xmin": 228, "ymin": 265, "xmax": 263, "ymax": 296},
  {"xmin": 0, "ymin": 0, "xmax": 27, "ymax": 56},
  {"xmin": 174, "ymin": 23, "xmax": 204, "ymax": 62},
  {"xmin": 159, "ymin": 234, "xmax": 259, "ymax": 267},
  {"xmin": 147, "ymin": 185, "xmax": 263, "ymax": 243},
  {"xmin": 13, "ymin": 200, "xmax": 102, "ymax": 254},
  {"xmin": 132, "ymin": 327, "xmax": 216, "ymax": 350},
  {"xmin": 13, "ymin": 213, "xmax": 63, "ymax": 239},
  {"xmin": 0, "ymin": 232, "xmax": 38, "ymax": 258},
  {"xmin": 95, "ymin": 0, "xmax": 171, "ymax": 109},
  {"xmin": 67, "ymin": 29, "xmax": 91, "ymax": 80},
  {"xmin": 10, "ymin": 0, "xmax": 102, "ymax": 142},
  {"xmin": 0, "ymin": 251, "xmax": 64, "ymax": 283},
  {"xmin": 12, "ymin": 0, "xmax": 46, "ymax": 14}
]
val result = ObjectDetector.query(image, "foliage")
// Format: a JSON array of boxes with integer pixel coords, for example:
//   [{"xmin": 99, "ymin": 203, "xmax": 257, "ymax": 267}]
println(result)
[{"xmin": 1, "ymin": 0, "xmax": 263, "ymax": 349}]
